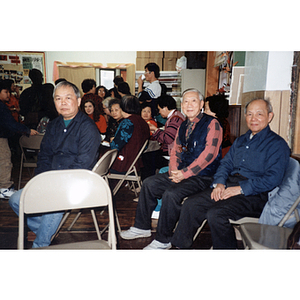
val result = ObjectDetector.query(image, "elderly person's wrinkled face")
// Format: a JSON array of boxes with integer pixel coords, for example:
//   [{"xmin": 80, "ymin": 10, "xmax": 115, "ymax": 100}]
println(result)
[
  {"xmin": 245, "ymin": 99, "xmax": 273, "ymax": 135},
  {"xmin": 54, "ymin": 85, "xmax": 81, "ymax": 120},
  {"xmin": 181, "ymin": 91, "xmax": 203, "ymax": 121}
]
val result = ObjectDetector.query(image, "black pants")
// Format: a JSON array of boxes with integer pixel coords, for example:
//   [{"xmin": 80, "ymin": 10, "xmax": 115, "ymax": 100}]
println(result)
[
  {"xmin": 171, "ymin": 176, "xmax": 268, "ymax": 249},
  {"xmin": 141, "ymin": 150, "xmax": 169, "ymax": 181},
  {"xmin": 134, "ymin": 172, "xmax": 212, "ymax": 243}
]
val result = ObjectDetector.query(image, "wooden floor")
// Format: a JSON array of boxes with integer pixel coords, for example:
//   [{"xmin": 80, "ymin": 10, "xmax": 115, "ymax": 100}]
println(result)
[{"xmin": 0, "ymin": 151, "xmax": 242, "ymax": 250}]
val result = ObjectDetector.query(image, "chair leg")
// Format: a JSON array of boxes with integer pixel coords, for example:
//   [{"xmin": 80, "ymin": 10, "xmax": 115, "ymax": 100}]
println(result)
[
  {"xmin": 51, "ymin": 211, "xmax": 71, "ymax": 242},
  {"xmin": 67, "ymin": 211, "xmax": 82, "ymax": 231},
  {"xmin": 91, "ymin": 209, "xmax": 102, "ymax": 240},
  {"xmin": 18, "ymin": 155, "xmax": 24, "ymax": 190}
]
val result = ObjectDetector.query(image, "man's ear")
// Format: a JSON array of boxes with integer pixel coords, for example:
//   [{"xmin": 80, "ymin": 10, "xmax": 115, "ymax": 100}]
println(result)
[
  {"xmin": 268, "ymin": 112, "xmax": 274, "ymax": 123},
  {"xmin": 77, "ymin": 97, "xmax": 81, "ymax": 107}
]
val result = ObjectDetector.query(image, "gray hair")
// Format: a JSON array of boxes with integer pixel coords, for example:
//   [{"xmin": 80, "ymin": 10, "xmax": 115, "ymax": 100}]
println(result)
[
  {"xmin": 53, "ymin": 81, "xmax": 81, "ymax": 99},
  {"xmin": 182, "ymin": 88, "xmax": 204, "ymax": 101},
  {"xmin": 244, "ymin": 98, "xmax": 273, "ymax": 114}
]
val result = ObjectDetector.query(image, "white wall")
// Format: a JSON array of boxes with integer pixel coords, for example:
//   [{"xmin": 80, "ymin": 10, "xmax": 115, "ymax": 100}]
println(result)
[
  {"xmin": 243, "ymin": 51, "xmax": 269, "ymax": 93},
  {"xmin": 243, "ymin": 51, "xmax": 293, "ymax": 93},
  {"xmin": 45, "ymin": 51, "xmax": 137, "ymax": 84},
  {"xmin": 266, "ymin": 51, "xmax": 294, "ymax": 91}
]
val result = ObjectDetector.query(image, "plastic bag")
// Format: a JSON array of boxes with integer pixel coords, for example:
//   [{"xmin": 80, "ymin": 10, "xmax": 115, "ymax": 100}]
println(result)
[{"xmin": 176, "ymin": 56, "xmax": 187, "ymax": 72}]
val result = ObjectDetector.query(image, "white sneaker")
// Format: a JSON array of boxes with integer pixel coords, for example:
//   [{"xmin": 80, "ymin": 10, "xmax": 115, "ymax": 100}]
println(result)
[
  {"xmin": 120, "ymin": 227, "xmax": 151, "ymax": 240},
  {"xmin": 0, "ymin": 186, "xmax": 16, "ymax": 199},
  {"xmin": 143, "ymin": 239, "xmax": 172, "ymax": 250}
]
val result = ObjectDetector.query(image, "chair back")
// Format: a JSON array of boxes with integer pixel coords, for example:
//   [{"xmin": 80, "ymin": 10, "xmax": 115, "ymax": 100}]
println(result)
[
  {"xmin": 259, "ymin": 157, "xmax": 300, "ymax": 227},
  {"xmin": 18, "ymin": 169, "xmax": 116, "ymax": 249},
  {"xmin": 92, "ymin": 149, "xmax": 118, "ymax": 177},
  {"xmin": 19, "ymin": 134, "xmax": 44, "ymax": 150}
]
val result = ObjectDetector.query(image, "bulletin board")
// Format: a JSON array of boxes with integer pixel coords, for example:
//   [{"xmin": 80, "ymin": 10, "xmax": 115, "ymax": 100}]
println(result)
[{"xmin": 0, "ymin": 51, "xmax": 45, "ymax": 93}]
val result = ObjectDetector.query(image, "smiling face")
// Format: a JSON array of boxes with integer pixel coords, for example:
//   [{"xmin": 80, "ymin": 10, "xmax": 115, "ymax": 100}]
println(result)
[
  {"xmin": 98, "ymin": 87, "xmax": 106, "ymax": 98},
  {"xmin": 141, "ymin": 106, "xmax": 152, "ymax": 121},
  {"xmin": 245, "ymin": 99, "xmax": 273, "ymax": 135},
  {"xmin": 54, "ymin": 85, "xmax": 81, "ymax": 120},
  {"xmin": 84, "ymin": 101, "xmax": 94, "ymax": 115},
  {"xmin": 110, "ymin": 103, "xmax": 123, "ymax": 121},
  {"xmin": 181, "ymin": 91, "xmax": 203, "ymax": 121}
]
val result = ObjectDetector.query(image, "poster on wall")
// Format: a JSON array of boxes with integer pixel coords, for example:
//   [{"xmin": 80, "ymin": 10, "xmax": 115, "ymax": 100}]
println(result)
[{"xmin": 0, "ymin": 52, "xmax": 45, "ymax": 91}]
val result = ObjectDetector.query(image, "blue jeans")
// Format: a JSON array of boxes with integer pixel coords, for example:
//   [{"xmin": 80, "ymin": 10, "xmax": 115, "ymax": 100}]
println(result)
[{"xmin": 9, "ymin": 189, "xmax": 64, "ymax": 248}]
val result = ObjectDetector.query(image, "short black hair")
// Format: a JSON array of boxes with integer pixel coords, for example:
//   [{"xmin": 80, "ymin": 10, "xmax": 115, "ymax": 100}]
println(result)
[
  {"xmin": 0, "ymin": 80, "xmax": 9, "ymax": 93},
  {"xmin": 145, "ymin": 62, "xmax": 160, "ymax": 78},
  {"xmin": 157, "ymin": 94, "xmax": 177, "ymax": 110},
  {"xmin": 113, "ymin": 75, "xmax": 124, "ymax": 86},
  {"xmin": 108, "ymin": 98, "xmax": 122, "ymax": 110},
  {"xmin": 117, "ymin": 82, "xmax": 131, "ymax": 95},
  {"xmin": 205, "ymin": 94, "xmax": 229, "ymax": 119},
  {"xmin": 81, "ymin": 79, "xmax": 96, "ymax": 93}
]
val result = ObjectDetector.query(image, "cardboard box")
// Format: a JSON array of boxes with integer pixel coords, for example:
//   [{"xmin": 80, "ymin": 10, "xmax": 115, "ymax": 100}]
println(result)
[
  {"xmin": 164, "ymin": 51, "xmax": 178, "ymax": 58},
  {"xmin": 149, "ymin": 51, "xmax": 164, "ymax": 58},
  {"xmin": 137, "ymin": 51, "xmax": 150, "ymax": 58},
  {"xmin": 163, "ymin": 57, "xmax": 177, "ymax": 71},
  {"xmin": 177, "ymin": 51, "xmax": 185, "ymax": 58},
  {"xmin": 136, "ymin": 57, "xmax": 163, "ymax": 71}
]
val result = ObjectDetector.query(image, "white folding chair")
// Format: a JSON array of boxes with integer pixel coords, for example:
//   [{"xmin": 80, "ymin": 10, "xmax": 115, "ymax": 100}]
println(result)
[
  {"xmin": 107, "ymin": 139, "xmax": 149, "ymax": 197},
  {"xmin": 18, "ymin": 134, "xmax": 44, "ymax": 189},
  {"xmin": 52, "ymin": 149, "xmax": 118, "ymax": 241},
  {"xmin": 18, "ymin": 169, "xmax": 116, "ymax": 249}
]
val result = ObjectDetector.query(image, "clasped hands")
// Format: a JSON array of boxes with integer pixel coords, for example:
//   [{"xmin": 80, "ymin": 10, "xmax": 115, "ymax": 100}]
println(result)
[
  {"xmin": 169, "ymin": 170, "xmax": 185, "ymax": 183},
  {"xmin": 211, "ymin": 184, "xmax": 242, "ymax": 202}
]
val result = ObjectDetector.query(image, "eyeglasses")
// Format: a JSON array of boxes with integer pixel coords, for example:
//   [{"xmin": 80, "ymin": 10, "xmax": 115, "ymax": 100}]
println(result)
[{"xmin": 144, "ymin": 71, "xmax": 151, "ymax": 74}]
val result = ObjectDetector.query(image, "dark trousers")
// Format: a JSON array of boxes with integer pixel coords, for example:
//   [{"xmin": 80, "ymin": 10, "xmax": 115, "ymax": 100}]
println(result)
[
  {"xmin": 171, "ymin": 177, "xmax": 268, "ymax": 249},
  {"xmin": 141, "ymin": 150, "xmax": 169, "ymax": 181},
  {"xmin": 134, "ymin": 172, "xmax": 212, "ymax": 243}
]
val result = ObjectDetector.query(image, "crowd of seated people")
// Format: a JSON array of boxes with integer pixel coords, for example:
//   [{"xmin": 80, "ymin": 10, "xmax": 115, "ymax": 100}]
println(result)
[{"xmin": 5, "ymin": 63, "xmax": 272, "ymax": 251}]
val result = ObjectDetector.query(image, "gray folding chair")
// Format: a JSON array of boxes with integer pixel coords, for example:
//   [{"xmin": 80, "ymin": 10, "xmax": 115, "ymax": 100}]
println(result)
[
  {"xmin": 18, "ymin": 134, "xmax": 44, "ymax": 189},
  {"xmin": 52, "ymin": 149, "xmax": 118, "ymax": 241},
  {"xmin": 18, "ymin": 169, "xmax": 117, "ymax": 249},
  {"xmin": 232, "ymin": 157, "xmax": 300, "ymax": 249},
  {"xmin": 107, "ymin": 139, "xmax": 149, "ymax": 197}
]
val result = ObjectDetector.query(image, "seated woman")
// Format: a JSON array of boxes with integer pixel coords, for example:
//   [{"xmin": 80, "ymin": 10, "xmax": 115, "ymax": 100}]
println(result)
[
  {"xmin": 141, "ymin": 94, "xmax": 185, "ymax": 180},
  {"xmin": 204, "ymin": 93, "xmax": 232, "ymax": 157},
  {"xmin": 140, "ymin": 102, "xmax": 157, "ymax": 136},
  {"xmin": 110, "ymin": 95, "xmax": 150, "ymax": 174},
  {"xmin": 82, "ymin": 98, "xmax": 107, "ymax": 135},
  {"xmin": 104, "ymin": 98, "xmax": 124, "ymax": 142}
]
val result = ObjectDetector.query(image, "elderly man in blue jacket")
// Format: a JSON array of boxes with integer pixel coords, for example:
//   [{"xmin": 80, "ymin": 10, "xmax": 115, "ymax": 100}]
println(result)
[
  {"xmin": 9, "ymin": 81, "xmax": 101, "ymax": 248},
  {"xmin": 169, "ymin": 98, "xmax": 291, "ymax": 249}
]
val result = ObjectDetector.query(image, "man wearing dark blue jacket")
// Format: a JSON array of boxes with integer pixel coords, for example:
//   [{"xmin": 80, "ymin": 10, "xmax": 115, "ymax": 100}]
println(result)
[
  {"xmin": 0, "ymin": 81, "xmax": 38, "ymax": 199},
  {"xmin": 9, "ymin": 81, "xmax": 101, "ymax": 248},
  {"xmin": 171, "ymin": 98, "xmax": 291, "ymax": 249}
]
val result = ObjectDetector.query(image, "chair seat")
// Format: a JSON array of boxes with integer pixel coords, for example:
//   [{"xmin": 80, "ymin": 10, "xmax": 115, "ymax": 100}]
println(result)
[
  {"xmin": 239, "ymin": 223, "xmax": 293, "ymax": 249},
  {"xmin": 36, "ymin": 240, "xmax": 112, "ymax": 250}
]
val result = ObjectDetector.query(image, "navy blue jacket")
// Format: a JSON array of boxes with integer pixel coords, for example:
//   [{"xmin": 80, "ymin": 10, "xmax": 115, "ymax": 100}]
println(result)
[
  {"xmin": 35, "ymin": 110, "xmax": 101, "ymax": 175},
  {"xmin": 0, "ymin": 100, "xmax": 30, "ymax": 138},
  {"xmin": 213, "ymin": 125, "xmax": 291, "ymax": 196}
]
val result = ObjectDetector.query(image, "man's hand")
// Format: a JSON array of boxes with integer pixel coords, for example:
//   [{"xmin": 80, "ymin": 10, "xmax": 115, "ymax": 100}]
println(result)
[
  {"xmin": 148, "ymin": 123, "xmax": 157, "ymax": 133},
  {"xmin": 169, "ymin": 170, "xmax": 185, "ymax": 183},
  {"xmin": 211, "ymin": 184, "xmax": 242, "ymax": 202},
  {"xmin": 30, "ymin": 129, "xmax": 39, "ymax": 135}
]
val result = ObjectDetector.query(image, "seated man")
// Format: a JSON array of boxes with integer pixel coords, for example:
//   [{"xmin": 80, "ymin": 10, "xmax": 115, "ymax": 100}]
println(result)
[
  {"xmin": 171, "ymin": 98, "xmax": 291, "ymax": 249},
  {"xmin": 9, "ymin": 81, "xmax": 102, "ymax": 248},
  {"xmin": 120, "ymin": 88, "xmax": 223, "ymax": 249}
]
